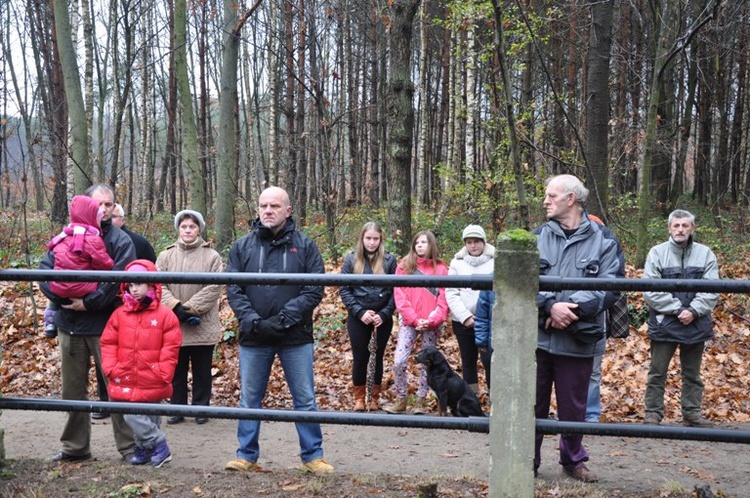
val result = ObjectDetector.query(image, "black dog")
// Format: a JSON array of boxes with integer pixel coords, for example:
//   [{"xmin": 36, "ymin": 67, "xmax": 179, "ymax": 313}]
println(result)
[{"xmin": 414, "ymin": 346, "xmax": 485, "ymax": 417}]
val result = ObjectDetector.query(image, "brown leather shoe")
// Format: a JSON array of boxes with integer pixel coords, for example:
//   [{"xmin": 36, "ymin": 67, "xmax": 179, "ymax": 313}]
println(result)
[
  {"xmin": 563, "ymin": 464, "xmax": 598, "ymax": 483},
  {"xmin": 51, "ymin": 451, "xmax": 92, "ymax": 463},
  {"xmin": 643, "ymin": 412, "xmax": 660, "ymax": 425},
  {"xmin": 683, "ymin": 414, "xmax": 713, "ymax": 427}
]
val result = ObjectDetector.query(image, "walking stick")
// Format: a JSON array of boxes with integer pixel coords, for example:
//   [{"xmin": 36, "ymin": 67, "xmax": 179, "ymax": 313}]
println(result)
[{"xmin": 365, "ymin": 325, "xmax": 377, "ymax": 410}]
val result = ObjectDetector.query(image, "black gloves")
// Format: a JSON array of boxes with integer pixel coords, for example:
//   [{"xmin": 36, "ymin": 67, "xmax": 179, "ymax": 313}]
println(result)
[
  {"xmin": 251, "ymin": 315, "xmax": 286, "ymax": 344},
  {"xmin": 174, "ymin": 304, "xmax": 202, "ymax": 325}
]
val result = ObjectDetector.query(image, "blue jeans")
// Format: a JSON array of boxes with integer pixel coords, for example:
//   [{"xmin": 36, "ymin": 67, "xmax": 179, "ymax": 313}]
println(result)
[
  {"xmin": 585, "ymin": 354, "xmax": 602, "ymax": 422},
  {"xmin": 236, "ymin": 343, "xmax": 323, "ymax": 463}
]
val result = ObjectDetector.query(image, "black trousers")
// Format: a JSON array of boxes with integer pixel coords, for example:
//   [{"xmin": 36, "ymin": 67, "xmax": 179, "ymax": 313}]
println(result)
[
  {"xmin": 347, "ymin": 314, "xmax": 393, "ymax": 386},
  {"xmin": 452, "ymin": 320, "xmax": 487, "ymax": 385},
  {"xmin": 171, "ymin": 345, "xmax": 215, "ymax": 406}
]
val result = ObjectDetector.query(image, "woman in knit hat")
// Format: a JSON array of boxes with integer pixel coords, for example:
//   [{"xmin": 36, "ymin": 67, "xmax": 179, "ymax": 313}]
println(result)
[
  {"xmin": 446, "ymin": 224, "xmax": 495, "ymax": 392},
  {"xmin": 156, "ymin": 210, "xmax": 224, "ymax": 425}
]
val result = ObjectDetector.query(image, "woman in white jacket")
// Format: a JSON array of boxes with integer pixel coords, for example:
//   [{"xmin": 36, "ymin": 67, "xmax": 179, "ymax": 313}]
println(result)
[{"xmin": 446, "ymin": 225, "xmax": 495, "ymax": 394}]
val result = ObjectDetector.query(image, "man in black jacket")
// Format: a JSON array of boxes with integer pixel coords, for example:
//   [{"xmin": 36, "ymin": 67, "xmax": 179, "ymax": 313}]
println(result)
[
  {"xmin": 39, "ymin": 184, "xmax": 137, "ymax": 463},
  {"xmin": 224, "ymin": 186, "xmax": 333, "ymax": 475},
  {"xmin": 112, "ymin": 203, "xmax": 156, "ymax": 262}
]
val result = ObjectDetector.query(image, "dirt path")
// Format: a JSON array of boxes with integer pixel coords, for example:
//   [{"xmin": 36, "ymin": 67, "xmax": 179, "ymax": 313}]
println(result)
[{"xmin": 3, "ymin": 408, "xmax": 749, "ymax": 496}]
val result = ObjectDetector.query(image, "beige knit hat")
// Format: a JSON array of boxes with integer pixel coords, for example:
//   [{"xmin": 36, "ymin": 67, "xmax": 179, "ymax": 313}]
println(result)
[{"xmin": 462, "ymin": 224, "xmax": 486, "ymax": 242}]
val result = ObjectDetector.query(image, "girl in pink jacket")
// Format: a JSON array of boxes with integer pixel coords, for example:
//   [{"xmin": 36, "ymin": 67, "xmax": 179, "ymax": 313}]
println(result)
[
  {"xmin": 43, "ymin": 195, "xmax": 114, "ymax": 338},
  {"xmin": 100, "ymin": 260, "xmax": 182, "ymax": 468},
  {"xmin": 384, "ymin": 230, "xmax": 448, "ymax": 415}
]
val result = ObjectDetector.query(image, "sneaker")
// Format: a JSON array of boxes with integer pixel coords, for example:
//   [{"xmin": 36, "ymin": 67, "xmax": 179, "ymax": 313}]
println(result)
[
  {"xmin": 411, "ymin": 397, "xmax": 427, "ymax": 415},
  {"xmin": 300, "ymin": 458, "xmax": 334, "ymax": 474},
  {"xmin": 563, "ymin": 463, "xmax": 598, "ymax": 483},
  {"xmin": 225, "ymin": 458, "xmax": 264, "ymax": 472},
  {"xmin": 167, "ymin": 416, "xmax": 185, "ymax": 424},
  {"xmin": 683, "ymin": 414, "xmax": 713, "ymax": 427},
  {"xmin": 150, "ymin": 441, "xmax": 172, "ymax": 468},
  {"xmin": 125, "ymin": 447, "xmax": 151, "ymax": 466},
  {"xmin": 383, "ymin": 398, "xmax": 407, "ymax": 414},
  {"xmin": 643, "ymin": 412, "xmax": 660, "ymax": 425}
]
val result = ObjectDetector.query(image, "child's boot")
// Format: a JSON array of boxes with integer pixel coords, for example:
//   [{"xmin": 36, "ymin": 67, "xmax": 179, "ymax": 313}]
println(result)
[
  {"xmin": 43, "ymin": 309, "xmax": 58, "ymax": 338},
  {"xmin": 125, "ymin": 446, "xmax": 151, "ymax": 465},
  {"xmin": 353, "ymin": 385, "xmax": 366, "ymax": 412},
  {"xmin": 368, "ymin": 385, "xmax": 382, "ymax": 411}
]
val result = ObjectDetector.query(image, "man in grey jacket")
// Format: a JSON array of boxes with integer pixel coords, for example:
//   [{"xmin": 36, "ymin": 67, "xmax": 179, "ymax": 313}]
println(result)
[
  {"xmin": 534, "ymin": 175, "xmax": 620, "ymax": 483},
  {"xmin": 643, "ymin": 209, "xmax": 719, "ymax": 427}
]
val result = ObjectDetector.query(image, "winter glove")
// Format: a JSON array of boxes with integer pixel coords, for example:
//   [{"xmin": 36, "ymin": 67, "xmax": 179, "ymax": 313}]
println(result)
[
  {"xmin": 174, "ymin": 303, "xmax": 200, "ymax": 324},
  {"xmin": 253, "ymin": 316, "xmax": 286, "ymax": 344}
]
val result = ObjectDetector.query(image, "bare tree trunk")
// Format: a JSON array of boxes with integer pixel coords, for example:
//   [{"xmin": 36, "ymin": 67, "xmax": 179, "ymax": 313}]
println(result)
[
  {"xmin": 215, "ymin": 0, "xmax": 240, "ymax": 249},
  {"xmin": 175, "ymin": 0, "xmax": 206, "ymax": 214},
  {"xmin": 108, "ymin": 0, "xmax": 135, "ymax": 189},
  {"xmin": 52, "ymin": 0, "xmax": 91, "ymax": 192},
  {"xmin": 81, "ymin": 0, "xmax": 95, "ymax": 181},
  {"xmin": 216, "ymin": 0, "xmax": 263, "ymax": 247},
  {"xmin": 416, "ymin": 1, "xmax": 428, "ymax": 210},
  {"xmin": 491, "ymin": 0, "xmax": 529, "ymax": 229},
  {"xmin": 636, "ymin": 0, "xmax": 677, "ymax": 267},
  {"xmin": 583, "ymin": 0, "xmax": 614, "ymax": 219},
  {"xmin": 297, "ymin": 0, "xmax": 309, "ymax": 220},
  {"xmin": 386, "ymin": 0, "xmax": 419, "ymax": 253},
  {"xmin": 157, "ymin": 1, "xmax": 178, "ymax": 212},
  {"xmin": 267, "ymin": 0, "xmax": 280, "ymax": 186}
]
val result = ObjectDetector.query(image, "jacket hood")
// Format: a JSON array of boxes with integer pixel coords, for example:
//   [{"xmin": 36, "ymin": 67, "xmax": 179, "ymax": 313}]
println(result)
[
  {"xmin": 70, "ymin": 195, "xmax": 104, "ymax": 228},
  {"xmin": 120, "ymin": 259, "xmax": 162, "ymax": 300}
]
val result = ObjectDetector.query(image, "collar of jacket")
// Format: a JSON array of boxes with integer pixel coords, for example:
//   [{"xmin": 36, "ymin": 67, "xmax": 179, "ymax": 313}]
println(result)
[
  {"xmin": 177, "ymin": 236, "xmax": 207, "ymax": 251},
  {"xmin": 252, "ymin": 217, "xmax": 296, "ymax": 244}
]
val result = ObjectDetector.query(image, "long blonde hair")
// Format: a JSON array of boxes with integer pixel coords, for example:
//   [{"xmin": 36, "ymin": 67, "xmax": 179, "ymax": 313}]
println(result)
[
  {"xmin": 399, "ymin": 230, "xmax": 443, "ymax": 274},
  {"xmin": 352, "ymin": 222, "xmax": 386, "ymax": 274}
]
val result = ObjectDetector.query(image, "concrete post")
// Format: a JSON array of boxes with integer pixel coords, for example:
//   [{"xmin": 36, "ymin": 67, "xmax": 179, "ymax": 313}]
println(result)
[{"xmin": 488, "ymin": 230, "xmax": 538, "ymax": 498}]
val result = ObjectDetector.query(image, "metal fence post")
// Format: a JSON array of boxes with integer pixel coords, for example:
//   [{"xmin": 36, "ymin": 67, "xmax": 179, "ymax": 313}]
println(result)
[{"xmin": 488, "ymin": 230, "xmax": 538, "ymax": 498}]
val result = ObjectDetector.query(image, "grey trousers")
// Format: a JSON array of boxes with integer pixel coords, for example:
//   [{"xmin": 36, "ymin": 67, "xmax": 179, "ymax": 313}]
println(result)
[
  {"xmin": 58, "ymin": 331, "xmax": 135, "ymax": 457},
  {"xmin": 644, "ymin": 340, "xmax": 705, "ymax": 421},
  {"xmin": 124, "ymin": 412, "xmax": 166, "ymax": 450}
]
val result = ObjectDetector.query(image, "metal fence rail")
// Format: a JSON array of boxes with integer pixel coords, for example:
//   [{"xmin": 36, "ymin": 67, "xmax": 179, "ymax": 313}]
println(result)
[
  {"xmin": 1, "ymin": 397, "xmax": 749, "ymax": 444},
  {"xmin": 1, "ymin": 268, "xmax": 748, "ymax": 445},
  {"xmin": 4, "ymin": 269, "xmax": 750, "ymax": 293}
]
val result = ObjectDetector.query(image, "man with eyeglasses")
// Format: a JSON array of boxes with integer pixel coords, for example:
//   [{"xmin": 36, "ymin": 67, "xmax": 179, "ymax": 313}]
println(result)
[{"xmin": 39, "ymin": 183, "xmax": 139, "ymax": 464}]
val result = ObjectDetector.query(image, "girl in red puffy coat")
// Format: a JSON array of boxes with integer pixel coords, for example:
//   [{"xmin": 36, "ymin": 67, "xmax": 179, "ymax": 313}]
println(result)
[{"xmin": 100, "ymin": 260, "xmax": 182, "ymax": 467}]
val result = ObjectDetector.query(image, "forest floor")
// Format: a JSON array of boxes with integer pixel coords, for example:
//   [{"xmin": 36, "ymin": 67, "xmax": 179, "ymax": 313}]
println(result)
[{"xmin": 1, "ymin": 408, "xmax": 748, "ymax": 497}]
